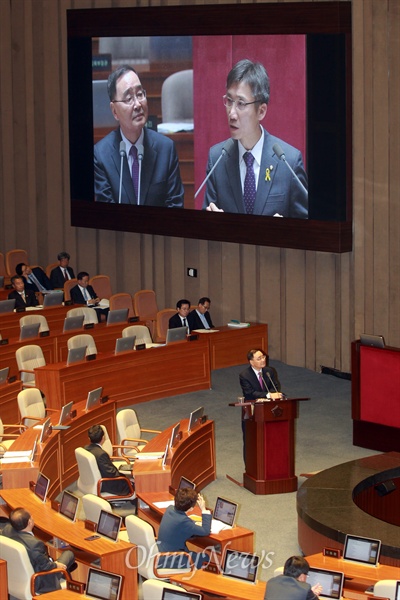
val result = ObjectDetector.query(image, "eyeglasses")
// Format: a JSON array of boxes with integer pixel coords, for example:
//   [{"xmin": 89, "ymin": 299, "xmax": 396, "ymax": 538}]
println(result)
[
  {"xmin": 112, "ymin": 89, "xmax": 147, "ymax": 106},
  {"xmin": 223, "ymin": 95, "xmax": 261, "ymax": 111}
]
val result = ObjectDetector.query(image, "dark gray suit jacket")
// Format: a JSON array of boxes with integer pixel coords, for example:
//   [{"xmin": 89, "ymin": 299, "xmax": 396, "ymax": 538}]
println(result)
[
  {"xmin": 239, "ymin": 365, "xmax": 281, "ymax": 401},
  {"xmin": 203, "ymin": 128, "xmax": 308, "ymax": 218},
  {"xmin": 94, "ymin": 127, "xmax": 184, "ymax": 207},
  {"xmin": 265, "ymin": 575, "xmax": 318, "ymax": 600},
  {"xmin": 50, "ymin": 265, "xmax": 75, "ymax": 289},
  {"xmin": 85, "ymin": 442, "xmax": 131, "ymax": 495},
  {"xmin": 187, "ymin": 309, "xmax": 214, "ymax": 332}
]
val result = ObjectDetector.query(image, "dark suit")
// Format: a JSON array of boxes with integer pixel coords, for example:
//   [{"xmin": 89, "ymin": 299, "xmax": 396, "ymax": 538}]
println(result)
[
  {"xmin": 187, "ymin": 309, "xmax": 214, "ymax": 332},
  {"xmin": 70, "ymin": 283, "xmax": 108, "ymax": 322},
  {"xmin": 168, "ymin": 313, "xmax": 188, "ymax": 329},
  {"xmin": 265, "ymin": 575, "xmax": 318, "ymax": 600},
  {"xmin": 23, "ymin": 267, "xmax": 53, "ymax": 292},
  {"xmin": 50, "ymin": 265, "xmax": 75, "ymax": 289},
  {"xmin": 8, "ymin": 289, "xmax": 38, "ymax": 309},
  {"xmin": 94, "ymin": 127, "xmax": 184, "ymax": 207},
  {"xmin": 85, "ymin": 443, "xmax": 132, "ymax": 495},
  {"xmin": 157, "ymin": 505, "xmax": 212, "ymax": 568},
  {"xmin": 239, "ymin": 365, "xmax": 281, "ymax": 401},
  {"xmin": 2, "ymin": 524, "xmax": 74, "ymax": 594},
  {"xmin": 203, "ymin": 128, "xmax": 308, "ymax": 218}
]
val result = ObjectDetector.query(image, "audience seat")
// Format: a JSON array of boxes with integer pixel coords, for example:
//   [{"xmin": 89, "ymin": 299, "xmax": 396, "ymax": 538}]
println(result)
[
  {"xmin": 66, "ymin": 306, "xmax": 98, "ymax": 326},
  {"xmin": 122, "ymin": 324, "xmax": 153, "ymax": 347},
  {"xmin": 0, "ymin": 252, "xmax": 6, "ymax": 277},
  {"xmin": 45, "ymin": 261, "xmax": 59, "ymax": 279},
  {"xmin": 17, "ymin": 388, "xmax": 57, "ymax": 428},
  {"xmin": 161, "ymin": 69, "xmax": 193, "ymax": 125},
  {"xmin": 99, "ymin": 424, "xmax": 132, "ymax": 471},
  {"xmin": 5, "ymin": 249, "xmax": 28, "ymax": 276},
  {"xmin": 155, "ymin": 308, "xmax": 176, "ymax": 343},
  {"xmin": 142, "ymin": 579, "xmax": 189, "ymax": 600},
  {"xmin": 63, "ymin": 278, "xmax": 78, "ymax": 302},
  {"xmin": 81, "ymin": 494, "xmax": 130, "ymax": 540},
  {"xmin": 373, "ymin": 580, "xmax": 398, "ymax": 600},
  {"xmin": 109, "ymin": 293, "xmax": 135, "ymax": 319},
  {"xmin": 116, "ymin": 408, "xmax": 161, "ymax": 461},
  {"xmin": 19, "ymin": 314, "xmax": 49, "ymax": 335},
  {"xmin": 89, "ymin": 275, "xmax": 112, "ymax": 299},
  {"xmin": 67, "ymin": 333, "xmax": 97, "ymax": 357},
  {"xmin": 15, "ymin": 344, "xmax": 46, "ymax": 388},
  {"xmin": 0, "ymin": 417, "xmax": 21, "ymax": 456}
]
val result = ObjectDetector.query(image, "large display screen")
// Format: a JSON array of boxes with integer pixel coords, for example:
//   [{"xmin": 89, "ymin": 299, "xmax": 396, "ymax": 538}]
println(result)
[{"xmin": 67, "ymin": 2, "xmax": 352, "ymax": 252}]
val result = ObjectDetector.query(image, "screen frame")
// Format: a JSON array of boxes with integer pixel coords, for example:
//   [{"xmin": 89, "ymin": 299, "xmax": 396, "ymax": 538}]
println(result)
[
  {"xmin": 59, "ymin": 490, "xmax": 79, "ymax": 522},
  {"xmin": 214, "ymin": 496, "xmax": 238, "ymax": 527},
  {"xmin": 222, "ymin": 549, "xmax": 259, "ymax": 584},
  {"xmin": 86, "ymin": 567, "xmax": 122, "ymax": 600},
  {"xmin": 343, "ymin": 534, "xmax": 381, "ymax": 567},
  {"xmin": 97, "ymin": 509, "xmax": 122, "ymax": 542},
  {"xmin": 35, "ymin": 472, "xmax": 50, "ymax": 503},
  {"xmin": 306, "ymin": 567, "xmax": 344, "ymax": 600},
  {"xmin": 188, "ymin": 406, "xmax": 204, "ymax": 433},
  {"xmin": 85, "ymin": 386, "xmax": 103, "ymax": 411},
  {"xmin": 67, "ymin": 1, "xmax": 352, "ymax": 254}
]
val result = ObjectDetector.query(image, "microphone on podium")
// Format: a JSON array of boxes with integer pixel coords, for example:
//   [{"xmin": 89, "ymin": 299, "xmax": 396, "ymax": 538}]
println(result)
[
  {"xmin": 194, "ymin": 138, "xmax": 235, "ymax": 199},
  {"xmin": 273, "ymin": 143, "xmax": 308, "ymax": 197},
  {"xmin": 118, "ymin": 141, "xmax": 126, "ymax": 204}
]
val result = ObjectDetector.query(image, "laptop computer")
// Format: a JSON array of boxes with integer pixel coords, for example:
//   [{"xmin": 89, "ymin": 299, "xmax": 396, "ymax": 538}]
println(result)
[
  {"xmin": 115, "ymin": 335, "xmax": 136, "ymax": 354},
  {"xmin": 34, "ymin": 472, "xmax": 50, "ymax": 502},
  {"xmin": 59, "ymin": 490, "xmax": 79, "ymax": 522},
  {"xmin": 166, "ymin": 326, "xmax": 187, "ymax": 344},
  {"xmin": 0, "ymin": 367, "xmax": 9, "ymax": 386},
  {"xmin": 0, "ymin": 299, "xmax": 16, "ymax": 313},
  {"xmin": 169, "ymin": 422, "xmax": 181, "ymax": 449},
  {"xmin": 188, "ymin": 406, "xmax": 204, "ymax": 432},
  {"xmin": 221, "ymin": 549, "xmax": 260, "ymax": 584},
  {"xmin": 107, "ymin": 309, "xmax": 128, "ymax": 325},
  {"xmin": 19, "ymin": 322, "xmax": 40, "ymax": 340},
  {"xmin": 359, "ymin": 333, "xmax": 385, "ymax": 348},
  {"xmin": 307, "ymin": 567, "xmax": 344, "ymax": 600},
  {"xmin": 67, "ymin": 345, "xmax": 87, "ymax": 365},
  {"xmin": 343, "ymin": 534, "xmax": 381, "ymax": 567},
  {"xmin": 178, "ymin": 476, "xmax": 196, "ymax": 490},
  {"xmin": 63, "ymin": 315, "xmax": 85, "ymax": 332},
  {"xmin": 83, "ymin": 567, "xmax": 123, "ymax": 600},
  {"xmin": 211, "ymin": 496, "xmax": 238, "ymax": 534},
  {"xmin": 52, "ymin": 400, "xmax": 74, "ymax": 430},
  {"xmin": 162, "ymin": 589, "xmax": 202, "ymax": 600},
  {"xmin": 36, "ymin": 417, "xmax": 52, "ymax": 444},
  {"xmin": 85, "ymin": 387, "xmax": 103, "ymax": 411},
  {"xmin": 97, "ymin": 510, "xmax": 122, "ymax": 543},
  {"xmin": 43, "ymin": 291, "xmax": 64, "ymax": 307}
]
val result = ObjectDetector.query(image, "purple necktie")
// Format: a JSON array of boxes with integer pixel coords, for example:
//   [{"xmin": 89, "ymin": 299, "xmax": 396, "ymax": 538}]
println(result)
[
  {"xmin": 243, "ymin": 152, "xmax": 256, "ymax": 214},
  {"xmin": 258, "ymin": 371, "xmax": 265, "ymax": 390},
  {"xmin": 130, "ymin": 145, "xmax": 139, "ymax": 203}
]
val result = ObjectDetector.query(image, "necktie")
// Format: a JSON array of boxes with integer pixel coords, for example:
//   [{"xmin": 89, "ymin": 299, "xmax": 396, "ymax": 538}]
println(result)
[
  {"xmin": 130, "ymin": 145, "xmax": 139, "ymax": 203},
  {"xmin": 83, "ymin": 287, "xmax": 90, "ymax": 301},
  {"xmin": 258, "ymin": 371, "xmax": 265, "ymax": 390},
  {"xmin": 63, "ymin": 268, "xmax": 68, "ymax": 282},
  {"xmin": 29, "ymin": 273, "xmax": 45, "ymax": 292},
  {"xmin": 182, "ymin": 318, "xmax": 187, "ymax": 327},
  {"xmin": 243, "ymin": 152, "xmax": 256, "ymax": 214}
]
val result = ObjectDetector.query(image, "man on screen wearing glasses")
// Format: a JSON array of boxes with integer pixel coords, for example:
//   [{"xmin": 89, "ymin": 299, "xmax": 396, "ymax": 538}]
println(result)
[
  {"xmin": 94, "ymin": 65, "xmax": 184, "ymax": 207},
  {"xmin": 203, "ymin": 59, "xmax": 308, "ymax": 218}
]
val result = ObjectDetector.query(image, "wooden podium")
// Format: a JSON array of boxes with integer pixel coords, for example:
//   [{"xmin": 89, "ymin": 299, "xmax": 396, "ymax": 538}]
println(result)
[{"xmin": 231, "ymin": 398, "xmax": 308, "ymax": 495}]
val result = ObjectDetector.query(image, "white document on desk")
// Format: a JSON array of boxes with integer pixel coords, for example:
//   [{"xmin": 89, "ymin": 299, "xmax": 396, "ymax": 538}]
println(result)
[{"xmin": 154, "ymin": 500, "xmax": 175, "ymax": 509}]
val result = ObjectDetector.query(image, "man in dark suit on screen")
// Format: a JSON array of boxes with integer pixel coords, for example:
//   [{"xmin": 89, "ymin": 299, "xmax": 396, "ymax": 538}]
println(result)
[
  {"xmin": 203, "ymin": 60, "xmax": 308, "ymax": 218},
  {"xmin": 94, "ymin": 65, "xmax": 184, "ymax": 207},
  {"xmin": 2, "ymin": 507, "xmax": 75, "ymax": 594}
]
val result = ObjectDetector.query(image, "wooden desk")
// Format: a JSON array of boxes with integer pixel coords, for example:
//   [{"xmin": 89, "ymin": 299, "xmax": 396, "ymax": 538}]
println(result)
[
  {"xmin": 137, "ymin": 491, "xmax": 254, "ymax": 557},
  {"xmin": 306, "ymin": 552, "xmax": 400, "ymax": 596},
  {"xmin": 170, "ymin": 570, "xmax": 266, "ymax": 600},
  {"xmin": 0, "ymin": 488, "xmax": 137, "ymax": 600},
  {"xmin": 195, "ymin": 323, "xmax": 268, "ymax": 370},
  {"xmin": 35, "ymin": 337, "xmax": 211, "ymax": 410},
  {"xmin": 0, "ymin": 305, "xmax": 71, "ymax": 340},
  {"xmin": 133, "ymin": 419, "xmax": 216, "ymax": 494},
  {"xmin": 1, "ymin": 399, "xmax": 117, "ymax": 496},
  {"xmin": 0, "ymin": 559, "xmax": 7, "ymax": 600},
  {"xmin": 0, "ymin": 379, "xmax": 22, "ymax": 424}
]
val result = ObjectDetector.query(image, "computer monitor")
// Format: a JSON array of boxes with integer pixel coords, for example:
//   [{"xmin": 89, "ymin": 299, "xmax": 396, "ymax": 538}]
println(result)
[
  {"xmin": 85, "ymin": 387, "xmax": 103, "ymax": 411},
  {"xmin": 59, "ymin": 490, "xmax": 79, "ymax": 522},
  {"xmin": 213, "ymin": 496, "xmax": 238, "ymax": 528},
  {"xmin": 107, "ymin": 309, "xmax": 128, "ymax": 325},
  {"xmin": 115, "ymin": 335, "xmax": 135, "ymax": 354},
  {"xmin": 43, "ymin": 291, "xmax": 64, "ymax": 307},
  {"xmin": 0, "ymin": 367, "xmax": 9, "ymax": 386},
  {"xmin": 169, "ymin": 422, "xmax": 181, "ymax": 449},
  {"xmin": 0, "ymin": 299, "xmax": 16, "ymax": 313},
  {"xmin": 34, "ymin": 472, "xmax": 50, "ymax": 502},
  {"xmin": 19, "ymin": 323, "xmax": 40, "ymax": 340},
  {"xmin": 66, "ymin": 345, "xmax": 87, "ymax": 365},
  {"xmin": 63, "ymin": 315, "xmax": 84, "ymax": 332},
  {"xmin": 56, "ymin": 401, "xmax": 74, "ymax": 427},
  {"xmin": 166, "ymin": 326, "xmax": 187, "ymax": 344},
  {"xmin": 85, "ymin": 567, "xmax": 123, "ymax": 600},
  {"xmin": 343, "ymin": 534, "xmax": 381, "ymax": 567},
  {"xmin": 359, "ymin": 333, "xmax": 386, "ymax": 348},
  {"xmin": 178, "ymin": 476, "xmax": 196, "ymax": 490},
  {"xmin": 161, "ymin": 589, "xmax": 202, "ymax": 600},
  {"xmin": 38, "ymin": 417, "xmax": 52, "ymax": 444},
  {"xmin": 96, "ymin": 510, "xmax": 122, "ymax": 543},
  {"xmin": 222, "ymin": 549, "xmax": 259, "ymax": 584},
  {"xmin": 188, "ymin": 406, "xmax": 204, "ymax": 432},
  {"xmin": 307, "ymin": 567, "xmax": 344, "ymax": 600}
]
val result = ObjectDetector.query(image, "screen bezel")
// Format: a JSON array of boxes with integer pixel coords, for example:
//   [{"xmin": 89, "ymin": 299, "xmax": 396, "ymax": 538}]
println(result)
[
  {"xmin": 306, "ymin": 567, "xmax": 344, "ymax": 600},
  {"xmin": 67, "ymin": 1, "xmax": 352, "ymax": 253},
  {"xmin": 86, "ymin": 567, "xmax": 122, "ymax": 600},
  {"xmin": 97, "ymin": 509, "xmax": 122, "ymax": 542},
  {"xmin": 59, "ymin": 490, "xmax": 79, "ymax": 522},
  {"xmin": 214, "ymin": 496, "xmax": 238, "ymax": 527},
  {"xmin": 59, "ymin": 400, "xmax": 74, "ymax": 425},
  {"xmin": 35, "ymin": 472, "xmax": 50, "ymax": 503},
  {"xmin": 162, "ymin": 589, "xmax": 202, "ymax": 600},
  {"xmin": 222, "ymin": 549, "xmax": 259, "ymax": 584},
  {"xmin": 85, "ymin": 386, "xmax": 103, "ymax": 411},
  {"xmin": 169, "ymin": 422, "xmax": 181, "ymax": 449},
  {"xmin": 343, "ymin": 534, "xmax": 381, "ymax": 567},
  {"xmin": 188, "ymin": 406, "xmax": 204, "ymax": 433}
]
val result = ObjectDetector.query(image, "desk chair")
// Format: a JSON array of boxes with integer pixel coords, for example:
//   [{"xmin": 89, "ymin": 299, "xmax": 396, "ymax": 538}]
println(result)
[
  {"xmin": 89, "ymin": 274, "xmax": 112, "ymax": 299},
  {"xmin": 99, "ymin": 424, "xmax": 134, "ymax": 471},
  {"xmin": 116, "ymin": 408, "xmax": 161, "ymax": 460},
  {"xmin": 15, "ymin": 345, "xmax": 46, "ymax": 388},
  {"xmin": 373, "ymin": 580, "xmax": 398, "ymax": 600},
  {"xmin": 19, "ymin": 314, "xmax": 49, "ymax": 334},
  {"xmin": 5, "ymin": 248, "xmax": 28, "ymax": 277},
  {"xmin": 0, "ymin": 535, "xmax": 72, "ymax": 599},
  {"xmin": 63, "ymin": 278, "xmax": 78, "ymax": 302},
  {"xmin": 155, "ymin": 308, "xmax": 177, "ymax": 342},
  {"xmin": 142, "ymin": 580, "xmax": 188, "ymax": 600},
  {"xmin": 109, "ymin": 292, "xmax": 135, "ymax": 319},
  {"xmin": 0, "ymin": 417, "xmax": 23, "ymax": 455},
  {"xmin": 0, "ymin": 252, "xmax": 6, "ymax": 278},
  {"xmin": 45, "ymin": 261, "xmax": 59, "ymax": 279},
  {"xmin": 122, "ymin": 324, "xmax": 153, "ymax": 347},
  {"xmin": 66, "ymin": 306, "xmax": 98, "ymax": 326},
  {"xmin": 75, "ymin": 447, "xmax": 136, "ymax": 504},
  {"xmin": 125, "ymin": 515, "xmax": 194, "ymax": 580},
  {"xmin": 133, "ymin": 289, "xmax": 158, "ymax": 337},
  {"xmin": 67, "ymin": 333, "xmax": 97, "ymax": 357},
  {"xmin": 81, "ymin": 494, "xmax": 130, "ymax": 539},
  {"xmin": 17, "ymin": 388, "xmax": 57, "ymax": 428}
]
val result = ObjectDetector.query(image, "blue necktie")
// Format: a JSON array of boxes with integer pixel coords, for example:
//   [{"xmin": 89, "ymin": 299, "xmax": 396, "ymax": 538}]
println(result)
[{"xmin": 243, "ymin": 152, "xmax": 256, "ymax": 214}]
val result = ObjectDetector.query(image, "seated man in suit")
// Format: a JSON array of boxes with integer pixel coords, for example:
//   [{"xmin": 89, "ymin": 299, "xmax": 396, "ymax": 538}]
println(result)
[
  {"xmin": 187, "ymin": 297, "xmax": 214, "ymax": 331},
  {"xmin": 157, "ymin": 488, "xmax": 211, "ymax": 569},
  {"xmin": 8, "ymin": 275, "xmax": 38, "ymax": 308},
  {"xmin": 169, "ymin": 299, "xmax": 191, "ymax": 330},
  {"xmin": 85, "ymin": 425, "xmax": 133, "ymax": 497},
  {"xmin": 265, "ymin": 555, "xmax": 322, "ymax": 600},
  {"xmin": 16, "ymin": 262, "xmax": 53, "ymax": 293},
  {"xmin": 94, "ymin": 65, "xmax": 184, "ymax": 207},
  {"xmin": 50, "ymin": 252, "xmax": 75, "ymax": 288},
  {"xmin": 203, "ymin": 59, "xmax": 308, "ymax": 218},
  {"xmin": 70, "ymin": 271, "xmax": 108, "ymax": 322},
  {"xmin": 2, "ymin": 507, "xmax": 76, "ymax": 594}
]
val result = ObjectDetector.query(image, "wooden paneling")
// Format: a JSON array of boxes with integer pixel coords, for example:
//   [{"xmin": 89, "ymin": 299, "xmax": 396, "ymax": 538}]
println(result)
[{"xmin": 0, "ymin": 0, "xmax": 399, "ymax": 376}]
